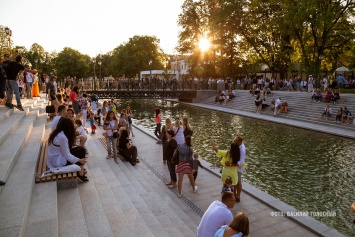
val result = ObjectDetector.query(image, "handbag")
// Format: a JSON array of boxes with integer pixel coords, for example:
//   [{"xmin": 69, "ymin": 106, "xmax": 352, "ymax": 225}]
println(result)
[
  {"xmin": 38, "ymin": 164, "xmax": 81, "ymax": 178},
  {"xmin": 113, "ymin": 131, "xmax": 119, "ymax": 138},
  {"xmin": 46, "ymin": 102, "xmax": 55, "ymax": 113}
]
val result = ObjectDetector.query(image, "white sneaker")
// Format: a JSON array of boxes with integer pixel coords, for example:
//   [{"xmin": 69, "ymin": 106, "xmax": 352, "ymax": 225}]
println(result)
[
  {"xmin": 193, "ymin": 186, "xmax": 198, "ymax": 193},
  {"xmin": 178, "ymin": 192, "xmax": 182, "ymax": 198}
]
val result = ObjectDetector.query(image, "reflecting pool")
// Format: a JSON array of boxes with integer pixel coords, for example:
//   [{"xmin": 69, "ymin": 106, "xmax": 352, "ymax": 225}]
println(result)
[{"xmin": 114, "ymin": 99, "xmax": 354, "ymax": 236}]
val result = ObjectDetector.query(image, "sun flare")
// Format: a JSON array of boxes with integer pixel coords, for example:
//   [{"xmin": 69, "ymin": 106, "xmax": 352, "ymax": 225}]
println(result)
[{"xmin": 198, "ymin": 37, "xmax": 211, "ymax": 52}]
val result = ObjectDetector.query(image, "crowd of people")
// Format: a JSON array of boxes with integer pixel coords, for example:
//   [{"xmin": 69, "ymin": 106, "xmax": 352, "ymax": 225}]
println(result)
[
  {"xmin": 153, "ymin": 108, "xmax": 249, "ymax": 235},
  {"xmin": 0, "ymin": 53, "xmax": 43, "ymax": 111}
]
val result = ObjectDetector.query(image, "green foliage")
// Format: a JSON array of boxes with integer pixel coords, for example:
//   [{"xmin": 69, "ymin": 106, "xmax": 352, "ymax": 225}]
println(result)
[
  {"xmin": 110, "ymin": 35, "xmax": 165, "ymax": 77},
  {"xmin": 177, "ymin": 0, "xmax": 355, "ymax": 79},
  {"xmin": 55, "ymin": 47, "xmax": 91, "ymax": 79}
]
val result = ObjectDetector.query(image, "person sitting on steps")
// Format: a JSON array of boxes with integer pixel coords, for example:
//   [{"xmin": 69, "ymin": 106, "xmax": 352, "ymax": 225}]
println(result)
[
  {"xmin": 118, "ymin": 129, "xmax": 139, "ymax": 166},
  {"xmin": 342, "ymin": 107, "xmax": 353, "ymax": 124},
  {"xmin": 321, "ymin": 104, "xmax": 332, "ymax": 120},
  {"xmin": 335, "ymin": 107, "xmax": 343, "ymax": 123}
]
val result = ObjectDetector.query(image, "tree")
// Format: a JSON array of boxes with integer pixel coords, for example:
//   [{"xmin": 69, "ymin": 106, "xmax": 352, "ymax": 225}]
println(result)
[
  {"xmin": 55, "ymin": 47, "xmax": 91, "ymax": 80},
  {"xmin": 178, "ymin": 0, "xmax": 355, "ymax": 80},
  {"xmin": 110, "ymin": 35, "xmax": 165, "ymax": 77}
]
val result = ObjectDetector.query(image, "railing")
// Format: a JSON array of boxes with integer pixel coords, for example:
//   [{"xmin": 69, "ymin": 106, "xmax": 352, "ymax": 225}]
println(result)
[
  {"xmin": 79, "ymin": 78, "xmax": 219, "ymax": 92},
  {"xmin": 83, "ymin": 90, "xmax": 198, "ymax": 100}
]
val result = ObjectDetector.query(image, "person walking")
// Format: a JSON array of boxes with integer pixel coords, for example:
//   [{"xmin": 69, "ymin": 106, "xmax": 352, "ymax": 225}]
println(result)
[
  {"xmin": 176, "ymin": 135, "xmax": 197, "ymax": 197},
  {"xmin": 163, "ymin": 129, "xmax": 178, "ymax": 188},
  {"xmin": 3, "ymin": 55, "xmax": 39, "ymax": 111},
  {"xmin": 154, "ymin": 108, "xmax": 163, "ymax": 143}
]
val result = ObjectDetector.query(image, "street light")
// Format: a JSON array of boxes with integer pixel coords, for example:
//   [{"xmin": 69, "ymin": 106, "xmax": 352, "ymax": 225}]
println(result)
[
  {"xmin": 149, "ymin": 60, "xmax": 152, "ymax": 89},
  {"xmin": 98, "ymin": 60, "xmax": 102, "ymax": 90},
  {"xmin": 92, "ymin": 58, "xmax": 96, "ymax": 91}
]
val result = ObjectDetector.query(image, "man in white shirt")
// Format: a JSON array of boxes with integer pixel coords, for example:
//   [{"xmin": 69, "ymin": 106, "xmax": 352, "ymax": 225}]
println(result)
[
  {"xmin": 274, "ymin": 97, "xmax": 282, "ymax": 117},
  {"xmin": 25, "ymin": 68, "xmax": 33, "ymax": 99},
  {"xmin": 234, "ymin": 135, "xmax": 246, "ymax": 202},
  {"xmin": 51, "ymin": 105, "xmax": 67, "ymax": 131},
  {"xmin": 197, "ymin": 191, "xmax": 235, "ymax": 237}
]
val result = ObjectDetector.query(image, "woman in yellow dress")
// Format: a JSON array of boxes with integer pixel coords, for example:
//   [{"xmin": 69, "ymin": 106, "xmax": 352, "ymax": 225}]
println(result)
[
  {"xmin": 211, "ymin": 139, "xmax": 240, "ymax": 188},
  {"xmin": 31, "ymin": 72, "xmax": 40, "ymax": 97}
]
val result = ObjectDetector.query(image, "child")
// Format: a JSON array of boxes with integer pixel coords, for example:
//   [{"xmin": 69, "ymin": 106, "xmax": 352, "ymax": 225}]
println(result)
[
  {"xmin": 221, "ymin": 176, "xmax": 234, "ymax": 194},
  {"xmin": 74, "ymin": 119, "xmax": 88, "ymax": 154},
  {"xmin": 89, "ymin": 110, "xmax": 97, "ymax": 134},
  {"xmin": 193, "ymin": 153, "xmax": 204, "ymax": 181}
]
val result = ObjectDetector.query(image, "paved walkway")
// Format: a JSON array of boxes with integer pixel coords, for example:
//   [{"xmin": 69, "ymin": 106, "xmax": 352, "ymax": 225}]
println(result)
[{"xmin": 130, "ymin": 123, "xmax": 344, "ymax": 236}]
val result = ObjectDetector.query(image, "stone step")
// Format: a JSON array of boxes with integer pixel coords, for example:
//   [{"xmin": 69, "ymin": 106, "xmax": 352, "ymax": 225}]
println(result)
[
  {"xmin": 0, "ymin": 111, "xmax": 26, "ymax": 148},
  {"xmin": 0, "ymin": 106, "xmax": 14, "ymax": 121},
  {"xmin": 0, "ymin": 113, "xmax": 46, "ymax": 237},
  {"xmin": 203, "ymin": 90, "xmax": 355, "ymax": 132},
  {"xmin": 116, "ymin": 155, "xmax": 200, "ymax": 236},
  {"xmin": 25, "ymin": 122, "xmax": 58, "ymax": 237},
  {"xmin": 83, "ymin": 139, "xmax": 155, "ymax": 236},
  {"xmin": 25, "ymin": 182, "xmax": 58, "ymax": 237},
  {"xmin": 79, "ymin": 137, "xmax": 199, "ymax": 236},
  {"xmin": 0, "ymin": 111, "xmax": 39, "ymax": 188},
  {"xmin": 58, "ymin": 188, "xmax": 88, "ymax": 237}
]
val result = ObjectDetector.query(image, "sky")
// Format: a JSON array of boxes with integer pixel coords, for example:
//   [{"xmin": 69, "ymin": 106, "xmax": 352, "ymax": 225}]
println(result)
[{"xmin": 0, "ymin": 0, "xmax": 185, "ymax": 57}]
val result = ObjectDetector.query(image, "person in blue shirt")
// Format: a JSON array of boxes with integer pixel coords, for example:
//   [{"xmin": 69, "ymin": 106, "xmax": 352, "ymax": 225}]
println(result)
[
  {"xmin": 342, "ymin": 107, "xmax": 352, "ymax": 124},
  {"xmin": 337, "ymin": 73, "xmax": 344, "ymax": 92}
]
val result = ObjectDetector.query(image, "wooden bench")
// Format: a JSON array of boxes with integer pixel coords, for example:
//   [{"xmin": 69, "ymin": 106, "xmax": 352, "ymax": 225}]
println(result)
[{"xmin": 35, "ymin": 141, "xmax": 78, "ymax": 189}]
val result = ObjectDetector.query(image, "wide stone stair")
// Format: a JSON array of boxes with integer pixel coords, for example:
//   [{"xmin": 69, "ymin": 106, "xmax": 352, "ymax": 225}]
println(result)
[
  {"xmin": 0, "ymin": 95, "xmax": 200, "ymax": 237},
  {"xmin": 201, "ymin": 89, "xmax": 355, "ymax": 132},
  {"xmin": 0, "ymin": 97, "xmax": 47, "ymax": 236}
]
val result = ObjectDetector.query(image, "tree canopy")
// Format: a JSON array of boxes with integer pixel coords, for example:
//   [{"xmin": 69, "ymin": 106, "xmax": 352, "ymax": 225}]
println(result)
[{"xmin": 177, "ymin": 0, "xmax": 355, "ymax": 78}]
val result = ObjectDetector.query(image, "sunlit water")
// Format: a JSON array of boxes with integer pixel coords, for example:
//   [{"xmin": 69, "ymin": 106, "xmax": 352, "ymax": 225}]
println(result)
[{"xmin": 111, "ymin": 99, "xmax": 354, "ymax": 236}]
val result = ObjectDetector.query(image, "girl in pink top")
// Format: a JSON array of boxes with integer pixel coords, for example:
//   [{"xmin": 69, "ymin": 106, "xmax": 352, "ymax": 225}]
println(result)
[{"xmin": 154, "ymin": 108, "xmax": 163, "ymax": 141}]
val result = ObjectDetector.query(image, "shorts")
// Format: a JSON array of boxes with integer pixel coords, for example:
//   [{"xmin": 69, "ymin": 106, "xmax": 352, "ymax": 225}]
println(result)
[
  {"xmin": 49, "ymin": 93, "xmax": 56, "ymax": 101},
  {"xmin": 72, "ymin": 102, "xmax": 81, "ymax": 114}
]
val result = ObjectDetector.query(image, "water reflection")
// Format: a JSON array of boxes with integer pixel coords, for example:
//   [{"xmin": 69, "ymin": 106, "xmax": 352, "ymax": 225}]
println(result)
[{"xmin": 114, "ymin": 99, "xmax": 354, "ymax": 236}]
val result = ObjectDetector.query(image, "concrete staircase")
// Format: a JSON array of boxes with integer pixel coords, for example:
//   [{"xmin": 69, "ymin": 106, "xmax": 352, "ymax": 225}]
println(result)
[
  {"xmin": 0, "ymin": 95, "xmax": 200, "ymax": 237},
  {"xmin": 0, "ymin": 97, "xmax": 47, "ymax": 236},
  {"xmin": 201, "ymin": 90, "xmax": 355, "ymax": 132}
]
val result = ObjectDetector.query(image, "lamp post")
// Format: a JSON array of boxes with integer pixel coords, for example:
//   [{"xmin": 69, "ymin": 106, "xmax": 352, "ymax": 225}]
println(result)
[
  {"xmin": 149, "ymin": 59, "xmax": 152, "ymax": 89},
  {"xmin": 92, "ymin": 58, "xmax": 96, "ymax": 91},
  {"xmin": 98, "ymin": 60, "xmax": 102, "ymax": 90}
]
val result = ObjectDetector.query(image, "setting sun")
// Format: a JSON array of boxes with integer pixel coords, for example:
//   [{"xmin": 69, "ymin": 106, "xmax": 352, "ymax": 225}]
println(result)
[{"xmin": 198, "ymin": 37, "xmax": 211, "ymax": 52}]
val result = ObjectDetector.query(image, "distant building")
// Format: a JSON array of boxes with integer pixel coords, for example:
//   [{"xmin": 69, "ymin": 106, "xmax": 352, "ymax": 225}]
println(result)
[{"xmin": 140, "ymin": 56, "xmax": 191, "ymax": 80}]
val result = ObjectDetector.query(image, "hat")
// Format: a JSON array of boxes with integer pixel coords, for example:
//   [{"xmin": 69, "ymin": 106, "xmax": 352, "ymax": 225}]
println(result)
[{"xmin": 309, "ymin": 75, "xmax": 312, "ymax": 77}]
